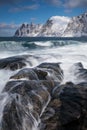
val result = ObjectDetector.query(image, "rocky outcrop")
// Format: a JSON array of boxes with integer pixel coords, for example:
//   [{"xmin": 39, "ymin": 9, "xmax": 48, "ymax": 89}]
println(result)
[
  {"xmin": 0, "ymin": 55, "xmax": 87, "ymax": 130},
  {"xmin": 69, "ymin": 62, "xmax": 87, "ymax": 83},
  {"xmin": 0, "ymin": 56, "xmax": 63, "ymax": 130},
  {"xmin": 1, "ymin": 80, "xmax": 50, "ymax": 130},
  {"xmin": 14, "ymin": 16, "xmax": 70, "ymax": 37},
  {"xmin": 63, "ymin": 13, "xmax": 87, "ymax": 37},
  {"xmin": 15, "ymin": 23, "xmax": 42, "ymax": 37},
  {"xmin": 0, "ymin": 55, "xmax": 42, "ymax": 70},
  {"xmin": 15, "ymin": 12, "xmax": 87, "ymax": 37},
  {"xmin": 41, "ymin": 81, "xmax": 87, "ymax": 130},
  {"xmin": 37, "ymin": 62, "xmax": 63, "ymax": 82}
]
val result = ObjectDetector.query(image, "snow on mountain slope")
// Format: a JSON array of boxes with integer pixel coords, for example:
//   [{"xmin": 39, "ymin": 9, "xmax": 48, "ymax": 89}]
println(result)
[
  {"xmin": 14, "ymin": 16, "xmax": 70, "ymax": 37},
  {"xmin": 38, "ymin": 16, "xmax": 70, "ymax": 37},
  {"xmin": 63, "ymin": 13, "xmax": 87, "ymax": 37},
  {"xmin": 15, "ymin": 23, "xmax": 43, "ymax": 37},
  {"xmin": 14, "ymin": 12, "xmax": 87, "ymax": 37}
]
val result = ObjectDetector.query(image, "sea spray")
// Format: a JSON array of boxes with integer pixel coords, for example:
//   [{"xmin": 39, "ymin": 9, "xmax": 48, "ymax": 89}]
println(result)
[
  {"xmin": 0, "ymin": 38, "xmax": 87, "ymax": 130},
  {"xmin": 0, "ymin": 93, "xmax": 9, "ymax": 124},
  {"xmin": 0, "ymin": 70, "xmax": 15, "ymax": 93}
]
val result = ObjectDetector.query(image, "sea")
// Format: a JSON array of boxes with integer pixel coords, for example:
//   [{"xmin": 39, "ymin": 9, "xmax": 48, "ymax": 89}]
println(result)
[
  {"xmin": 0, "ymin": 37, "xmax": 87, "ymax": 129},
  {"xmin": 0, "ymin": 37, "xmax": 87, "ymax": 89}
]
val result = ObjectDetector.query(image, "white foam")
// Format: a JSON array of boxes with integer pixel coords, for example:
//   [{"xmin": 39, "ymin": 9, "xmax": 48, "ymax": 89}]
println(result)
[
  {"xmin": 0, "ymin": 69, "xmax": 15, "ymax": 93},
  {"xmin": 0, "ymin": 40, "xmax": 87, "ymax": 130},
  {"xmin": 35, "ymin": 41, "xmax": 53, "ymax": 47},
  {"xmin": 0, "ymin": 93, "xmax": 9, "ymax": 123},
  {"xmin": 0, "ymin": 41, "xmax": 87, "ymax": 84}
]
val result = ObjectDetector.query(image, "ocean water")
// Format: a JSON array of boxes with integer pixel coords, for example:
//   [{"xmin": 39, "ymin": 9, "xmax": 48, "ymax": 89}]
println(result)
[
  {"xmin": 0, "ymin": 37, "xmax": 87, "ymax": 86},
  {"xmin": 0, "ymin": 37, "xmax": 87, "ymax": 129}
]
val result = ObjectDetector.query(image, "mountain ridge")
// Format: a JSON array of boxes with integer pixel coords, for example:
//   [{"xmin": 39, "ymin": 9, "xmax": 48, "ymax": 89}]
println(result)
[{"xmin": 14, "ymin": 12, "xmax": 87, "ymax": 37}]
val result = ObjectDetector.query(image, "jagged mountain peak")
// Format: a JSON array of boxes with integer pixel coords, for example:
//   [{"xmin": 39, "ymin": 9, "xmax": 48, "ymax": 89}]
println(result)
[
  {"xmin": 15, "ymin": 15, "xmax": 70, "ymax": 37},
  {"xmin": 15, "ymin": 13, "xmax": 87, "ymax": 37},
  {"xmin": 15, "ymin": 22, "xmax": 43, "ymax": 37},
  {"xmin": 63, "ymin": 12, "xmax": 87, "ymax": 37},
  {"xmin": 50, "ymin": 16, "xmax": 70, "ymax": 24},
  {"xmin": 38, "ymin": 16, "xmax": 70, "ymax": 37}
]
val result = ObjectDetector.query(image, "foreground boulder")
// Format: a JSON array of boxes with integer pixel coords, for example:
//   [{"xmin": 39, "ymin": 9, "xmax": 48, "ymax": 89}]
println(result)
[
  {"xmin": 41, "ymin": 82, "xmax": 87, "ymax": 130},
  {"xmin": 70, "ymin": 62, "xmax": 87, "ymax": 83},
  {"xmin": 37, "ymin": 62, "xmax": 63, "ymax": 82},
  {"xmin": 1, "ymin": 60, "xmax": 87, "ymax": 130},
  {"xmin": 10, "ymin": 68, "xmax": 39, "ymax": 80},
  {"xmin": 0, "ymin": 56, "xmax": 27, "ymax": 70},
  {"xmin": 1, "ymin": 80, "xmax": 50, "ymax": 130},
  {"xmin": 0, "ymin": 55, "xmax": 43, "ymax": 70}
]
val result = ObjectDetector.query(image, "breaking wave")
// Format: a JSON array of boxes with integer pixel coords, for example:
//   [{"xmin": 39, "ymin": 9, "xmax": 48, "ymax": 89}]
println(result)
[
  {"xmin": 0, "ymin": 40, "xmax": 82, "ymax": 51},
  {"xmin": 0, "ymin": 37, "xmax": 87, "ymax": 130}
]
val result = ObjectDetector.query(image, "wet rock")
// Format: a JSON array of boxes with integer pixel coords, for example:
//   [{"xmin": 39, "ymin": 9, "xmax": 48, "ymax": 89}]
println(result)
[
  {"xmin": 41, "ymin": 107, "xmax": 55, "ymax": 121},
  {"xmin": 0, "ymin": 55, "xmax": 43, "ymax": 71},
  {"xmin": 70, "ymin": 62, "xmax": 87, "ymax": 83},
  {"xmin": 38, "ymin": 80, "xmax": 55, "ymax": 93},
  {"xmin": 1, "ymin": 61, "xmax": 87, "ymax": 130},
  {"xmin": 0, "ymin": 56, "xmax": 26, "ymax": 70},
  {"xmin": 37, "ymin": 62, "xmax": 63, "ymax": 82},
  {"xmin": 1, "ymin": 80, "xmax": 50, "ymax": 130},
  {"xmin": 9, "ymin": 66, "xmax": 56, "ymax": 94},
  {"xmin": 41, "ymin": 82, "xmax": 87, "ymax": 130},
  {"xmin": 33, "ymin": 68, "xmax": 48, "ymax": 80},
  {"xmin": 1, "ymin": 95, "xmax": 36, "ymax": 130},
  {"xmin": 10, "ymin": 68, "xmax": 39, "ymax": 80}
]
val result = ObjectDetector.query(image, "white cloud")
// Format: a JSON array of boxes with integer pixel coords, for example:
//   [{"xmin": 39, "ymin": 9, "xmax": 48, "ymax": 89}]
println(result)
[
  {"xmin": 64, "ymin": 0, "xmax": 87, "ymax": 8},
  {"xmin": 0, "ymin": 0, "xmax": 21, "ymax": 6},
  {"xmin": 44, "ymin": 0, "xmax": 62, "ymax": 6},
  {"xmin": 10, "ymin": 4, "xmax": 39, "ymax": 12},
  {"xmin": 0, "ymin": 23, "xmax": 20, "ymax": 36},
  {"xmin": 46, "ymin": 0, "xmax": 87, "ymax": 8}
]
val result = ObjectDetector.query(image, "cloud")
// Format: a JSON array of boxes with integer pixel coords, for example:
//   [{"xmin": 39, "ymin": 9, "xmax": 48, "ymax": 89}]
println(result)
[
  {"xmin": 10, "ymin": 4, "xmax": 39, "ymax": 12},
  {"xmin": 64, "ymin": 0, "xmax": 87, "ymax": 8},
  {"xmin": 44, "ymin": 0, "xmax": 87, "ymax": 8},
  {"xmin": 0, "ymin": 23, "xmax": 19, "ymax": 29},
  {"xmin": 44, "ymin": 0, "xmax": 62, "ymax": 6},
  {"xmin": 1, "ymin": 0, "xmax": 87, "ymax": 9},
  {"xmin": 0, "ymin": 0, "xmax": 20, "ymax": 6},
  {"xmin": 30, "ymin": 17, "xmax": 37, "ymax": 22},
  {"xmin": 0, "ymin": 0, "xmax": 39, "ymax": 6},
  {"xmin": 0, "ymin": 23, "xmax": 19, "ymax": 36}
]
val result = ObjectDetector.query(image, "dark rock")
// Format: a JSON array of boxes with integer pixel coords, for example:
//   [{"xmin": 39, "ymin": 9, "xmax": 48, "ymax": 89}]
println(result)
[
  {"xmin": 0, "ymin": 55, "xmax": 43, "ymax": 70},
  {"xmin": 0, "ymin": 56, "xmax": 26, "ymax": 70},
  {"xmin": 41, "ymin": 107, "xmax": 55, "ymax": 121},
  {"xmin": 1, "ymin": 61, "xmax": 87, "ymax": 130},
  {"xmin": 70, "ymin": 62, "xmax": 87, "ymax": 83},
  {"xmin": 1, "ymin": 80, "xmax": 50, "ymax": 130},
  {"xmin": 1, "ymin": 95, "xmax": 35, "ymax": 130},
  {"xmin": 33, "ymin": 68, "xmax": 48, "ymax": 80},
  {"xmin": 38, "ymin": 80, "xmax": 55, "ymax": 93},
  {"xmin": 41, "ymin": 82, "xmax": 87, "ymax": 130},
  {"xmin": 37, "ymin": 62, "xmax": 63, "ymax": 82},
  {"xmin": 10, "ymin": 68, "xmax": 39, "ymax": 80}
]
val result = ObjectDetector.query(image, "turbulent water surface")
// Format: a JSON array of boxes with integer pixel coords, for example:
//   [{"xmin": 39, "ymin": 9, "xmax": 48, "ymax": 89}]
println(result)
[
  {"xmin": 0, "ymin": 37, "xmax": 87, "ymax": 84},
  {"xmin": 0, "ymin": 37, "xmax": 87, "ymax": 130}
]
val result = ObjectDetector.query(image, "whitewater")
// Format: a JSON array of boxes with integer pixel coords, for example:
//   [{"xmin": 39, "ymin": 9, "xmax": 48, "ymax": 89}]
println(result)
[
  {"xmin": 0, "ymin": 38, "xmax": 87, "ymax": 85},
  {"xmin": 0, "ymin": 37, "xmax": 87, "ymax": 130}
]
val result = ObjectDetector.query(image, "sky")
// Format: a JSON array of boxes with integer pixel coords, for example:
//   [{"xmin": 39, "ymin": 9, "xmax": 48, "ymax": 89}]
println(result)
[{"xmin": 0, "ymin": 0, "xmax": 87, "ymax": 36}]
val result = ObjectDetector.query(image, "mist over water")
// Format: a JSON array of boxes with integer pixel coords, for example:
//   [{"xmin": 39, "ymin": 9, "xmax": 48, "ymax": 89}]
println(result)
[
  {"xmin": 0, "ymin": 38, "xmax": 87, "ymax": 84},
  {"xmin": 0, "ymin": 37, "xmax": 87, "ymax": 130}
]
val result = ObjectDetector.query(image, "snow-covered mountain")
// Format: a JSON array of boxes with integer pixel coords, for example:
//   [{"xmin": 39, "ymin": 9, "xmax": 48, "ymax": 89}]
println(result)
[
  {"xmin": 14, "ymin": 13, "xmax": 87, "ymax": 37},
  {"xmin": 14, "ymin": 16, "xmax": 70, "ymax": 37},
  {"xmin": 15, "ymin": 23, "xmax": 43, "ymax": 37},
  {"xmin": 63, "ymin": 13, "xmax": 87, "ymax": 37},
  {"xmin": 38, "ymin": 16, "xmax": 70, "ymax": 37}
]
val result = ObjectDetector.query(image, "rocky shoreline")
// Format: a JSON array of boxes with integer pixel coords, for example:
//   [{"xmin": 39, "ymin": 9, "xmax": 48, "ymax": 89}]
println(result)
[{"xmin": 0, "ymin": 55, "xmax": 87, "ymax": 130}]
